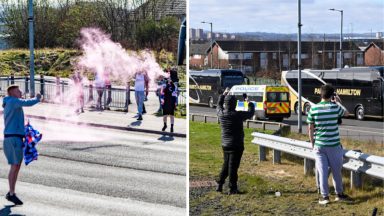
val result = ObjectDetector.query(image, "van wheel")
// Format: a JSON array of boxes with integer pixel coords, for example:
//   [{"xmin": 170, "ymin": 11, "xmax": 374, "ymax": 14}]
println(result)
[
  {"xmin": 355, "ymin": 106, "xmax": 365, "ymax": 120},
  {"xmin": 303, "ymin": 103, "xmax": 311, "ymax": 116},
  {"xmin": 208, "ymin": 97, "xmax": 214, "ymax": 108}
]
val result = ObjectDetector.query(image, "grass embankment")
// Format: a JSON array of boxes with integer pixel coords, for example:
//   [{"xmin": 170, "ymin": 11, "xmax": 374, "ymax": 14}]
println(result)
[{"xmin": 189, "ymin": 121, "xmax": 384, "ymax": 216}]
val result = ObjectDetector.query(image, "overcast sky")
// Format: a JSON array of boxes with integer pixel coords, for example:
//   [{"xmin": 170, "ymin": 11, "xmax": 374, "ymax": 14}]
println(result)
[{"xmin": 189, "ymin": 0, "xmax": 384, "ymax": 34}]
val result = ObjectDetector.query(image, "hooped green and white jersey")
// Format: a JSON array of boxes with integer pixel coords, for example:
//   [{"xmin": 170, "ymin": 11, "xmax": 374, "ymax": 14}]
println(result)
[{"xmin": 306, "ymin": 101, "xmax": 345, "ymax": 147}]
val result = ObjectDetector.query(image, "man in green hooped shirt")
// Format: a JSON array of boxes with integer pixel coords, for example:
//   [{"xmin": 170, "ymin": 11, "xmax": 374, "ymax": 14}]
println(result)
[{"xmin": 307, "ymin": 84, "xmax": 350, "ymax": 205}]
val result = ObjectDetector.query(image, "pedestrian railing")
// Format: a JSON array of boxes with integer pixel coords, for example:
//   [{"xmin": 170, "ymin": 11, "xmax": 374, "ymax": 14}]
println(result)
[
  {"xmin": 0, "ymin": 76, "xmax": 186, "ymax": 110},
  {"xmin": 189, "ymin": 113, "xmax": 291, "ymax": 134},
  {"xmin": 251, "ymin": 132, "xmax": 384, "ymax": 189}
]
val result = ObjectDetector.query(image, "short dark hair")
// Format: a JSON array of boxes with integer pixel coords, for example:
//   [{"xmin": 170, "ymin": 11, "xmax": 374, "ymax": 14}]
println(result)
[
  {"xmin": 320, "ymin": 84, "xmax": 334, "ymax": 99},
  {"xmin": 7, "ymin": 85, "xmax": 19, "ymax": 95}
]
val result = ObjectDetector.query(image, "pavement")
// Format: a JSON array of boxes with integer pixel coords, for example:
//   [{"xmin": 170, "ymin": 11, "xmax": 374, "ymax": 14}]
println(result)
[
  {"xmin": 0, "ymin": 96, "xmax": 186, "ymax": 137},
  {"xmin": 190, "ymin": 105, "xmax": 384, "ymax": 143},
  {"xmin": 0, "ymin": 118, "xmax": 186, "ymax": 216}
]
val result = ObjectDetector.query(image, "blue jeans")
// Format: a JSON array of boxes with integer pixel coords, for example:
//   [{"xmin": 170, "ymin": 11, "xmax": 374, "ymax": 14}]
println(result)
[{"xmin": 135, "ymin": 91, "xmax": 145, "ymax": 115}]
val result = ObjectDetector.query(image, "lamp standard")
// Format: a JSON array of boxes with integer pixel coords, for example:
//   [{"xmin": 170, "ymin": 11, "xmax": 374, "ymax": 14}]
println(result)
[
  {"xmin": 202, "ymin": 21, "xmax": 213, "ymax": 68},
  {"xmin": 329, "ymin": 8, "xmax": 343, "ymax": 68},
  {"xmin": 28, "ymin": 0, "xmax": 35, "ymax": 97}
]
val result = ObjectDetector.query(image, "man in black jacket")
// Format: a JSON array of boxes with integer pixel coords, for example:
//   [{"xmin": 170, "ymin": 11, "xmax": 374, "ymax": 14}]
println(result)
[{"xmin": 216, "ymin": 88, "xmax": 255, "ymax": 194}]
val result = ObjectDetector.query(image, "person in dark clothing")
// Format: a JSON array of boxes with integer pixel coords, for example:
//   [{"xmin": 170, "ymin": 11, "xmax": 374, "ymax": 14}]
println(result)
[
  {"xmin": 161, "ymin": 78, "xmax": 177, "ymax": 133},
  {"xmin": 216, "ymin": 87, "xmax": 255, "ymax": 194}
]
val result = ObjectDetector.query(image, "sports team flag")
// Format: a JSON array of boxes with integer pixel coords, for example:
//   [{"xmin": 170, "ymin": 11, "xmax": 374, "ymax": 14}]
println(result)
[{"xmin": 23, "ymin": 122, "xmax": 42, "ymax": 165}]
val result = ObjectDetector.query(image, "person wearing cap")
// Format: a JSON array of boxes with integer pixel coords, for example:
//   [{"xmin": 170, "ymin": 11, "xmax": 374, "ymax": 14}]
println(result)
[
  {"xmin": 2, "ymin": 85, "xmax": 41, "ymax": 205},
  {"xmin": 307, "ymin": 84, "xmax": 350, "ymax": 205},
  {"xmin": 216, "ymin": 87, "xmax": 255, "ymax": 194}
]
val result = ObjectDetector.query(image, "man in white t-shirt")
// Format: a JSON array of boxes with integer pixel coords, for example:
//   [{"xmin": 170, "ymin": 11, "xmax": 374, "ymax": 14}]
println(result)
[{"xmin": 134, "ymin": 72, "xmax": 149, "ymax": 120}]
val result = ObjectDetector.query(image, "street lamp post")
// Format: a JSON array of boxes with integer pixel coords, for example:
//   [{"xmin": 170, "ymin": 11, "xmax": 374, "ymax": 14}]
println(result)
[
  {"xmin": 28, "ymin": 0, "xmax": 35, "ymax": 97},
  {"xmin": 202, "ymin": 21, "xmax": 213, "ymax": 68},
  {"xmin": 329, "ymin": 8, "xmax": 343, "ymax": 69},
  {"xmin": 297, "ymin": 0, "xmax": 303, "ymax": 133}
]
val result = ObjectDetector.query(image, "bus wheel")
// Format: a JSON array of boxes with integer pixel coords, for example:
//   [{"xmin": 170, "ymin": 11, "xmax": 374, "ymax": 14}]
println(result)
[
  {"xmin": 355, "ymin": 106, "xmax": 365, "ymax": 120},
  {"xmin": 294, "ymin": 102, "xmax": 299, "ymax": 115},
  {"xmin": 208, "ymin": 97, "xmax": 214, "ymax": 108},
  {"xmin": 303, "ymin": 103, "xmax": 311, "ymax": 116}
]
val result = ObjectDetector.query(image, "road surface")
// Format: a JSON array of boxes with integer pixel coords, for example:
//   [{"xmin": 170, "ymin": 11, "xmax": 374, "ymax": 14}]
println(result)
[
  {"xmin": 190, "ymin": 105, "xmax": 384, "ymax": 143},
  {"xmin": 0, "ymin": 118, "xmax": 186, "ymax": 216}
]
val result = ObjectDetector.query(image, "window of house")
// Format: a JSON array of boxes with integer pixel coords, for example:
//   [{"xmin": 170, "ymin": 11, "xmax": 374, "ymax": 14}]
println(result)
[
  {"xmin": 260, "ymin": 53, "xmax": 268, "ymax": 69},
  {"xmin": 283, "ymin": 54, "xmax": 289, "ymax": 67},
  {"xmin": 344, "ymin": 52, "xmax": 352, "ymax": 59},
  {"xmin": 328, "ymin": 52, "xmax": 333, "ymax": 59},
  {"xmin": 272, "ymin": 53, "xmax": 277, "ymax": 59},
  {"xmin": 357, "ymin": 53, "xmax": 364, "ymax": 65}
]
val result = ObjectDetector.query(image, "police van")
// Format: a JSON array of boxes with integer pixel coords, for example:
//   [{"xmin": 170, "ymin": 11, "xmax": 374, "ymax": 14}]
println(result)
[{"xmin": 229, "ymin": 85, "xmax": 291, "ymax": 121}]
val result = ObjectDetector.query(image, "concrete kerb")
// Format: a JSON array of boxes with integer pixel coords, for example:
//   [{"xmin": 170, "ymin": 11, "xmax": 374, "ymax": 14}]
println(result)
[{"xmin": 0, "ymin": 111, "xmax": 186, "ymax": 138}]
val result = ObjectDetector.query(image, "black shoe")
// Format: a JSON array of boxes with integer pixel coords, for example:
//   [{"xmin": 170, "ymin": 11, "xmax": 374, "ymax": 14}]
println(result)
[
  {"xmin": 170, "ymin": 124, "xmax": 174, "ymax": 133},
  {"xmin": 6, "ymin": 192, "xmax": 23, "ymax": 205},
  {"xmin": 319, "ymin": 196, "xmax": 330, "ymax": 205},
  {"xmin": 137, "ymin": 115, "xmax": 143, "ymax": 121},
  {"xmin": 335, "ymin": 193, "xmax": 350, "ymax": 201},
  {"xmin": 142, "ymin": 110, "xmax": 147, "ymax": 114},
  {"xmin": 216, "ymin": 184, "xmax": 223, "ymax": 192},
  {"xmin": 162, "ymin": 124, "xmax": 167, "ymax": 131}
]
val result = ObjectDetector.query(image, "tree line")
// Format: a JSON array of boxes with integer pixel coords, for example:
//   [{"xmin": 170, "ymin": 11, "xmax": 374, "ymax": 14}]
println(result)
[{"xmin": 0, "ymin": 0, "xmax": 181, "ymax": 52}]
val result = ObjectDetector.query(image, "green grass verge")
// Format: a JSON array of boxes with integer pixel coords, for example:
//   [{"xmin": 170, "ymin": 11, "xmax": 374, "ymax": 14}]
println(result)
[{"xmin": 189, "ymin": 121, "xmax": 384, "ymax": 215}]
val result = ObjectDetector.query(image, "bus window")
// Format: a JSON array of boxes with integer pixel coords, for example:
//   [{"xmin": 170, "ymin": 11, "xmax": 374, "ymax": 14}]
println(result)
[{"xmin": 222, "ymin": 76, "xmax": 245, "ymax": 88}]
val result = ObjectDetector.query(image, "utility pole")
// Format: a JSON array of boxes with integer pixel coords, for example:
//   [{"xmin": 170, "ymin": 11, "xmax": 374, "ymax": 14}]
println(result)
[
  {"xmin": 28, "ymin": 0, "xmax": 35, "ymax": 97},
  {"xmin": 202, "ymin": 21, "xmax": 213, "ymax": 68},
  {"xmin": 297, "ymin": 0, "xmax": 303, "ymax": 133},
  {"xmin": 329, "ymin": 8, "xmax": 343, "ymax": 68}
]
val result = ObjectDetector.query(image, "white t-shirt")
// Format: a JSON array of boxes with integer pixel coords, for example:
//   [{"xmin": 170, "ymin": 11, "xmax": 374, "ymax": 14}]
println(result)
[{"xmin": 135, "ymin": 74, "xmax": 145, "ymax": 91}]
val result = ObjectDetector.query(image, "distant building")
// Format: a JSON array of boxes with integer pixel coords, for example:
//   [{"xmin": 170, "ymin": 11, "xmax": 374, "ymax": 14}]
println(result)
[
  {"xmin": 189, "ymin": 28, "xmax": 196, "ymax": 40},
  {"xmin": 364, "ymin": 41, "xmax": 384, "ymax": 66},
  {"xmin": 195, "ymin": 29, "xmax": 204, "ymax": 39},
  {"xmin": 194, "ymin": 40, "xmax": 364, "ymax": 77},
  {"xmin": 189, "ymin": 42, "xmax": 210, "ymax": 69}
]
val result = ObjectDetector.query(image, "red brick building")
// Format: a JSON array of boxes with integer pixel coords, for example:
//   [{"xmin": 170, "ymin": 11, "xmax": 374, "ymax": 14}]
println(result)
[
  {"xmin": 190, "ymin": 40, "xmax": 364, "ymax": 79},
  {"xmin": 364, "ymin": 41, "xmax": 384, "ymax": 66}
]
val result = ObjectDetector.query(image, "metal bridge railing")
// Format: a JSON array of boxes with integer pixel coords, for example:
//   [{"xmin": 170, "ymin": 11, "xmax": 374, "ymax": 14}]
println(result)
[
  {"xmin": 0, "ymin": 76, "xmax": 186, "ymax": 110},
  {"xmin": 252, "ymin": 132, "xmax": 384, "ymax": 190}
]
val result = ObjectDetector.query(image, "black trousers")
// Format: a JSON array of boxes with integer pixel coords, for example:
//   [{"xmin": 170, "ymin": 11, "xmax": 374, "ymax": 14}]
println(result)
[{"xmin": 218, "ymin": 149, "xmax": 243, "ymax": 190}]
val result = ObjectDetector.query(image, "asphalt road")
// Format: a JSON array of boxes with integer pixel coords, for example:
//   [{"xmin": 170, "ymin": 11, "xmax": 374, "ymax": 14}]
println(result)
[
  {"xmin": 190, "ymin": 105, "xmax": 384, "ymax": 143},
  {"xmin": 0, "ymin": 119, "xmax": 186, "ymax": 216}
]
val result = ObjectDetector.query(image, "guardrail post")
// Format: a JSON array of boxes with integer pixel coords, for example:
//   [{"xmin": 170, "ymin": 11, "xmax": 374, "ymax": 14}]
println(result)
[
  {"xmin": 55, "ymin": 76, "xmax": 60, "ymax": 98},
  {"xmin": 246, "ymin": 121, "xmax": 250, "ymax": 128},
  {"xmin": 273, "ymin": 149, "xmax": 281, "ymax": 164},
  {"xmin": 103, "ymin": 88, "xmax": 107, "ymax": 110},
  {"xmin": 124, "ymin": 83, "xmax": 129, "ymax": 112},
  {"xmin": 262, "ymin": 122, "xmax": 266, "ymax": 131},
  {"xmin": 61, "ymin": 80, "xmax": 65, "ymax": 103},
  {"xmin": 88, "ymin": 83, "xmax": 94, "ymax": 102},
  {"xmin": 259, "ymin": 146, "xmax": 266, "ymax": 161},
  {"xmin": 217, "ymin": 117, "xmax": 219, "ymax": 124},
  {"xmin": 10, "ymin": 74, "xmax": 14, "ymax": 84},
  {"xmin": 304, "ymin": 158, "xmax": 315, "ymax": 175},
  {"xmin": 191, "ymin": 114, "xmax": 195, "ymax": 121},
  {"xmin": 24, "ymin": 76, "xmax": 29, "ymax": 94},
  {"xmin": 40, "ymin": 74, "xmax": 44, "ymax": 96},
  {"xmin": 204, "ymin": 115, "xmax": 207, "ymax": 123},
  {"xmin": 350, "ymin": 171, "xmax": 362, "ymax": 189}
]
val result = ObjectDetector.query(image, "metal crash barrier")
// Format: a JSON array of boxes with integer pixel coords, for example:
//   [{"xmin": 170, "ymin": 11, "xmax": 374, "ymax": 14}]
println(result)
[
  {"xmin": 252, "ymin": 132, "xmax": 384, "ymax": 189},
  {"xmin": 0, "ymin": 76, "xmax": 186, "ymax": 111}
]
